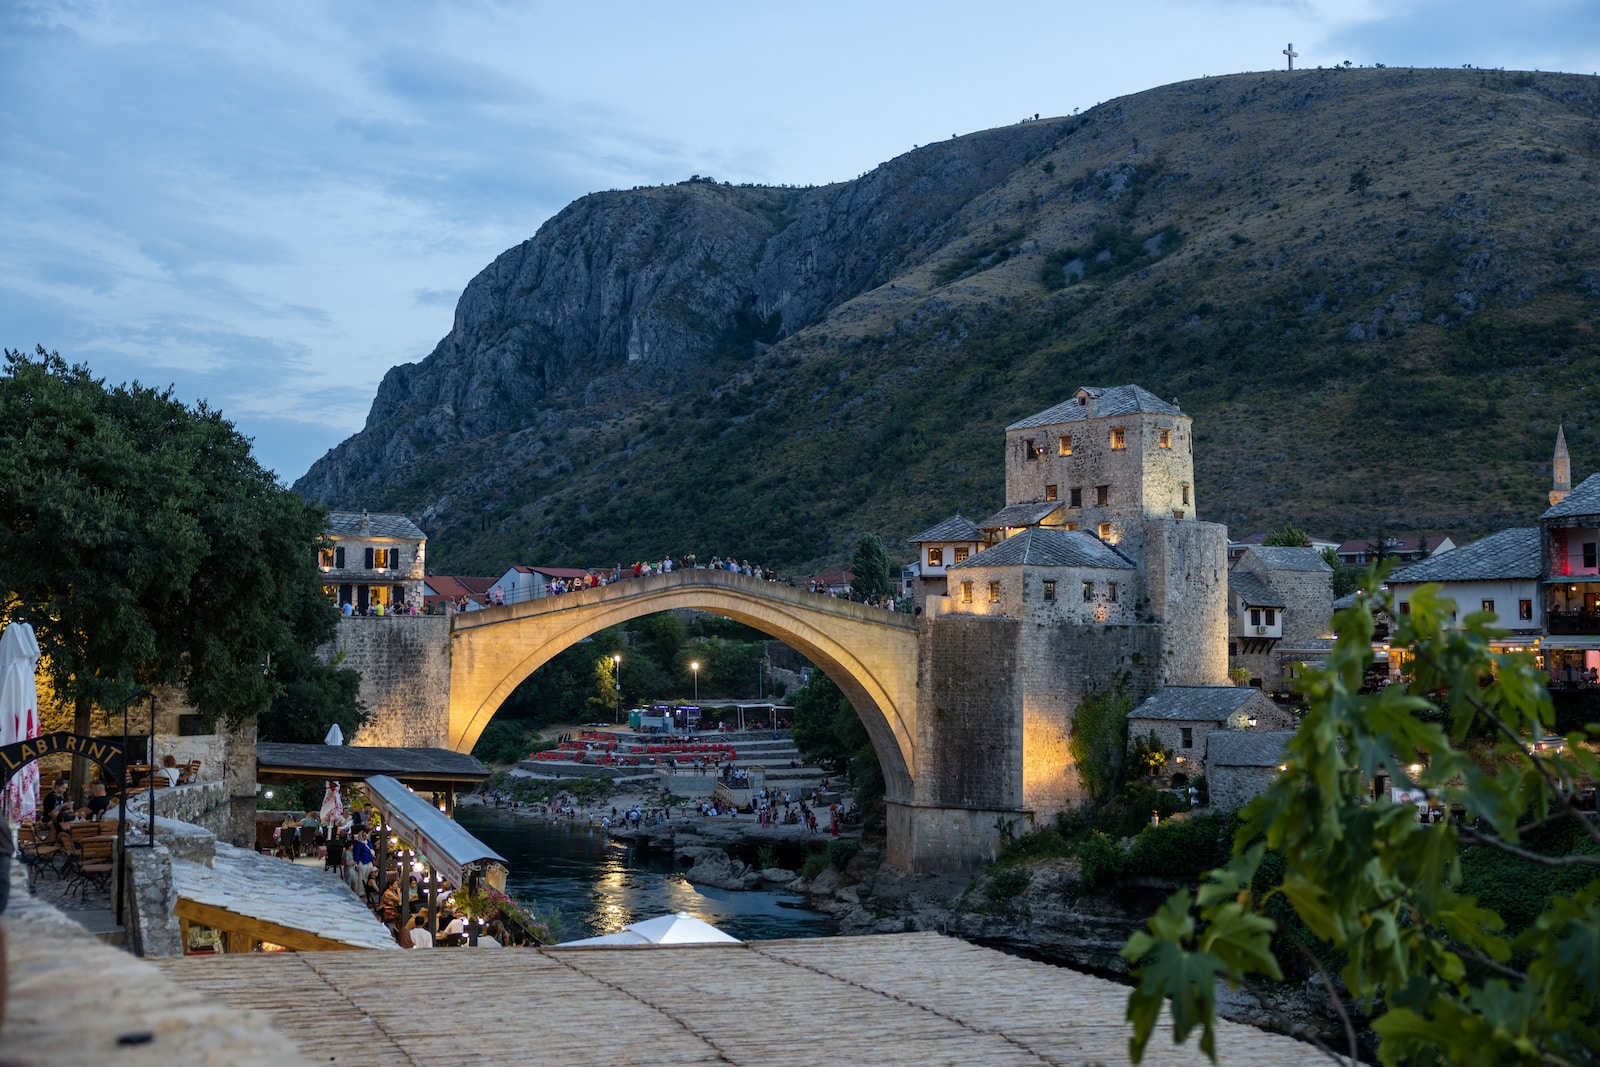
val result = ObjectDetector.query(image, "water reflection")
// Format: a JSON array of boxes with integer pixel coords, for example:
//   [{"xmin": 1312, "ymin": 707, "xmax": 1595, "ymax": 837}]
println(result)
[{"xmin": 455, "ymin": 808, "xmax": 836, "ymax": 942}]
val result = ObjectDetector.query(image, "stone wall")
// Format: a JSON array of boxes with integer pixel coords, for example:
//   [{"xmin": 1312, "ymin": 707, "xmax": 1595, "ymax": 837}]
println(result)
[
  {"xmin": 324, "ymin": 614, "xmax": 452, "ymax": 747},
  {"xmin": 1210, "ymin": 763, "xmax": 1283, "ymax": 811},
  {"xmin": 915, "ymin": 613, "xmax": 1024, "ymax": 812},
  {"xmin": 1143, "ymin": 519, "xmax": 1230, "ymax": 687},
  {"xmin": 121, "ymin": 781, "xmax": 233, "ymax": 840}
]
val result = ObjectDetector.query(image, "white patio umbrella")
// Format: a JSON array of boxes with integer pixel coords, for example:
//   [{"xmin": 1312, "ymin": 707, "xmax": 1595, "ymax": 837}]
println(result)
[
  {"xmin": 324, "ymin": 723, "xmax": 344, "ymax": 746},
  {"xmin": 0, "ymin": 621, "xmax": 42, "ymax": 823},
  {"xmin": 555, "ymin": 911, "xmax": 741, "ymax": 947}
]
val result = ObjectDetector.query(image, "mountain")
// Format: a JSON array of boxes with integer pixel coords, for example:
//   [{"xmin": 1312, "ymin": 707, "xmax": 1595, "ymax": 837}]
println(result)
[{"xmin": 296, "ymin": 67, "xmax": 1600, "ymax": 573}]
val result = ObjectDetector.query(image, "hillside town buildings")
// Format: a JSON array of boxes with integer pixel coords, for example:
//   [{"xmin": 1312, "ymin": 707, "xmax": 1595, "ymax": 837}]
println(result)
[{"xmin": 319, "ymin": 511, "xmax": 427, "ymax": 613}]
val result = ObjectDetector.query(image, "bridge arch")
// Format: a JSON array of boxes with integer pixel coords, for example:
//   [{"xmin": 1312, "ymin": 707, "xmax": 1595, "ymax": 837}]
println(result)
[{"xmin": 446, "ymin": 571, "xmax": 920, "ymax": 802}]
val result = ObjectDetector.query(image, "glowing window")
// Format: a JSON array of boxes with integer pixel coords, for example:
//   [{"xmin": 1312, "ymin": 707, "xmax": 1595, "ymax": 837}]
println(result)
[
  {"xmin": 1098, "ymin": 522, "xmax": 1112, "ymax": 539},
  {"xmin": 1110, "ymin": 427, "xmax": 1126, "ymax": 449},
  {"xmin": 928, "ymin": 547, "xmax": 943, "ymax": 567},
  {"xmin": 987, "ymin": 581, "xmax": 1001, "ymax": 602},
  {"xmin": 1058, "ymin": 435, "xmax": 1072, "ymax": 456},
  {"xmin": 1159, "ymin": 428, "xmax": 1171, "ymax": 449},
  {"xmin": 960, "ymin": 582, "xmax": 973, "ymax": 604},
  {"xmin": 953, "ymin": 547, "xmax": 970, "ymax": 563},
  {"xmin": 1045, "ymin": 484, "xmax": 1057, "ymax": 501}
]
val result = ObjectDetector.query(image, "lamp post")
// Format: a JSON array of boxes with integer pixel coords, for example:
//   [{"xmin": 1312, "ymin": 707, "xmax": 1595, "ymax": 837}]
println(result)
[
  {"xmin": 690, "ymin": 661, "xmax": 699, "ymax": 705},
  {"xmin": 612, "ymin": 654, "xmax": 622, "ymax": 724}
]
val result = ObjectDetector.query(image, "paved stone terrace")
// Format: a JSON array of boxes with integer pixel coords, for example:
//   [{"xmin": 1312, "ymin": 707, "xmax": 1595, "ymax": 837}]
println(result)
[
  {"xmin": 0, "ymin": 867, "xmax": 302, "ymax": 1066},
  {"xmin": 153, "ymin": 931, "xmax": 1323, "ymax": 1066}
]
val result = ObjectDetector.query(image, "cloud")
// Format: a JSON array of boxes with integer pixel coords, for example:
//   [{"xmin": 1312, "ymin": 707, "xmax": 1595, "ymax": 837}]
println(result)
[
  {"xmin": 1320, "ymin": 0, "xmax": 1600, "ymax": 71},
  {"xmin": 413, "ymin": 288, "xmax": 459, "ymax": 307}
]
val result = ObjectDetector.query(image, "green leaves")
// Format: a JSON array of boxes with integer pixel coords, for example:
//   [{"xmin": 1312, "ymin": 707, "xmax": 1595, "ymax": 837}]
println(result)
[{"xmin": 1121, "ymin": 579, "xmax": 1600, "ymax": 1065}]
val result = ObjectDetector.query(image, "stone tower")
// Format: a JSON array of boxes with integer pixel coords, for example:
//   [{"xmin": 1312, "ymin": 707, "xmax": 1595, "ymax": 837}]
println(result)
[{"xmin": 1552, "ymin": 426, "xmax": 1572, "ymax": 507}]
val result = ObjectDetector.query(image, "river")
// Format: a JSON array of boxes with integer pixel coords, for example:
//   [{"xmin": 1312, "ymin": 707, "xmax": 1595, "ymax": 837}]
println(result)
[{"xmin": 454, "ymin": 807, "xmax": 837, "ymax": 942}]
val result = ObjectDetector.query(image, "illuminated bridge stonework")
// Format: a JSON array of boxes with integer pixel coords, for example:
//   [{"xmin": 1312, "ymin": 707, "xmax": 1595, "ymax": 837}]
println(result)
[{"xmin": 437, "ymin": 570, "xmax": 1033, "ymax": 873}]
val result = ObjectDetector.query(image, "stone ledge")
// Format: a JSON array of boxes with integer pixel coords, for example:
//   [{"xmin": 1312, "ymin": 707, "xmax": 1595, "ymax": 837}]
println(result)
[{"xmin": 0, "ymin": 865, "xmax": 305, "ymax": 1065}]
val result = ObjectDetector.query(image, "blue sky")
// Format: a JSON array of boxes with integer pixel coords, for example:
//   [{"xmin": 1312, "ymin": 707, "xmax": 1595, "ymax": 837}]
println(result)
[{"xmin": 4, "ymin": 0, "xmax": 1597, "ymax": 481}]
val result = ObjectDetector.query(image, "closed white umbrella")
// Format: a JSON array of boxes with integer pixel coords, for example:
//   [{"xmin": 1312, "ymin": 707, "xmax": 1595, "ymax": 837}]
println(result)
[
  {"xmin": 324, "ymin": 723, "xmax": 344, "ymax": 746},
  {"xmin": 0, "ymin": 622, "xmax": 42, "ymax": 823}
]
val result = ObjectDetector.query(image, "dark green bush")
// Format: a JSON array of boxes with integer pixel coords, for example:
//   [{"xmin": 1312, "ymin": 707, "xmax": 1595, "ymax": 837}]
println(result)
[
  {"xmin": 827, "ymin": 838, "xmax": 861, "ymax": 870},
  {"xmin": 988, "ymin": 868, "xmax": 1030, "ymax": 902},
  {"xmin": 800, "ymin": 853, "xmax": 829, "ymax": 880}
]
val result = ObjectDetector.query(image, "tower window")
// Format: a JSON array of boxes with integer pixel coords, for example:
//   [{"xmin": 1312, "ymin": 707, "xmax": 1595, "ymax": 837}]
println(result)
[
  {"xmin": 1025, "ymin": 438, "xmax": 1039, "ymax": 461},
  {"xmin": 961, "ymin": 581, "xmax": 973, "ymax": 603},
  {"xmin": 987, "ymin": 581, "xmax": 1001, "ymax": 602},
  {"xmin": 1265, "ymin": 609, "xmax": 1276, "ymax": 625},
  {"xmin": 1045, "ymin": 484, "xmax": 1058, "ymax": 501},
  {"xmin": 1069, "ymin": 487, "xmax": 1083, "ymax": 507},
  {"xmin": 1098, "ymin": 522, "xmax": 1112, "ymax": 539},
  {"xmin": 1082, "ymin": 581, "xmax": 1094, "ymax": 601},
  {"xmin": 928, "ymin": 547, "xmax": 943, "ymax": 567},
  {"xmin": 1043, "ymin": 580, "xmax": 1057, "ymax": 600},
  {"xmin": 1181, "ymin": 484, "xmax": 1191, "ymax": 505},
  {"xmin": 1107, "ymin": 581, "xmax": 1118, "ymax": 603},
  {"xmin": 1095, "ymin": 485, "xmax": 1109, "ymax": 506},
  {"xmin": 1181, "ymin": 727, "xmax": 1193, "ymax": 748},
  {"xmin": 1250, "ymin": 608, "xmax": 1262, "ymax": 626},
  {"xmin": 953, "ymin": 546, "xmax": 970, "ymax": 563},
  {"xmin": 1159, "ymin": 428, "xmax": 1171, "ymax": 449},
  {"xmin": 1110, "ymin": 427, "xmax": 1126, "ymax": 449},
  {"xmin": 1064, "ymin": 523, "xmax": 1078, "ymax": 531},
  {"xmin": 1059, "ymin": 435, "xmax": 1072, "ymax": 455}
]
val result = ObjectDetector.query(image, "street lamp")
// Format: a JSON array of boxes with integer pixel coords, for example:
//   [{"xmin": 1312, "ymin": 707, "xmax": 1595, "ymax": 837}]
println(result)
[
  {"xmin": 612, "ymin": 654, "xmax": 622, "ymax": 724},
  {"xmin": 690, "ymin": 661, "xmax": 699, "ymax": 704}
]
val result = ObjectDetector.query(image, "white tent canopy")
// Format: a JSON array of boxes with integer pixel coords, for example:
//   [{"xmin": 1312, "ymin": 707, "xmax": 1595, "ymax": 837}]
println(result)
[
  {"xmin": 556, "ymin": 911, "xmax": 741, "ymax": 948},
  {"xmin": 364, "ymin": 774, "xmax": 505, "ymax": 888}
]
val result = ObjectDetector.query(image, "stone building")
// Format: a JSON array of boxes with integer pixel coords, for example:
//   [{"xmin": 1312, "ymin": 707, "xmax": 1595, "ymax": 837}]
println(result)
[
  {"xmin": 1206, "ymin": 729, "xmax": 1296, "ymax": 811},
  {"xmin": 911, "ymin": 384, "xmax": 1230, "ymax": 821},
  {"xmin": 906, "ymin": 515, "xmax": 983, "ymax": 609},
  {"xmin": 1125, "ymin": 686, "xmax": 1289, "ymax": 785},
  {"xmin": 319, "ymin": 511, "xmax": 427, "ymax": 613},
  {"xmin": 1227, "ymin": 545, "xmax": 1335, "ymax": 690},
  {"xmin": 1387, "ymin": 527, "xmax": 1542, "ymax": 642}
]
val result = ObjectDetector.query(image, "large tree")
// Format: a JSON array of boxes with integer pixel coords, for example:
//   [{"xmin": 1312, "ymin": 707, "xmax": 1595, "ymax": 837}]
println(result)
[
  {"xmin": 850, "ymin": 533, "xmax": 893, "ymax": 601},
  {"xmin": 1122, "ymin": 580, "xmax": 1600, "ymax": 1066},
  {"xmin": 0, "ymin": 348, "xmax": 358, "ymax": 740}
]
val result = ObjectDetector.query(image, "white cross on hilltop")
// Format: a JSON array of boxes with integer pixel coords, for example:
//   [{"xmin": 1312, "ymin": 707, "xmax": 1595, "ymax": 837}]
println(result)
[{"xmin": 1283, "ymin": 43, "xmax": 1298, "ymax": 70}]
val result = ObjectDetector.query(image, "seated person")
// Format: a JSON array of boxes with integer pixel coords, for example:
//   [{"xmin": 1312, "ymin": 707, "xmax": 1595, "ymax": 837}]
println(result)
[
  {"xmin": 156, "ymin": 754, "xmax": 182, "ymax": 786},
  {"xmin": 85, "ymin": 782, "xmax": 110, "ymax": 820},
  {"xmin": 300, "ymin": 810, "xmax": 321, "ymax": 831},
  {"xmin": 41, "ymin": 779, "xmax": 70, "ymax": 820},
  {"xmin": 379, "ymin": 879, "xmax": 402, "ymax": 924},
  {"xmin": 477, "ymin": 920, "xmax": 504, "ymax": 948},
  {"xmin": 405, "ymin": 912, "xmax": 433, "ymax": 949}
]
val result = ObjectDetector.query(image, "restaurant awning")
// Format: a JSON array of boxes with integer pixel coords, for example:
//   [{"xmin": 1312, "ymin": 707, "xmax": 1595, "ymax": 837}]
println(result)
[
  {"xmin": 256, "ymin": 742, "xmax": 491, "ymax": 792},
  {"xmin": 364, "ymin": 774, "xmax": 505, "ymax": 888}
]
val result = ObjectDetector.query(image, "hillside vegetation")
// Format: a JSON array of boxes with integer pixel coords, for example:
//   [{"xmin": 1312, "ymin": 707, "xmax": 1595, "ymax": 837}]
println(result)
[{"xmin": 296, "ymin": 67, "xmax": 1600, "ymax": 573}]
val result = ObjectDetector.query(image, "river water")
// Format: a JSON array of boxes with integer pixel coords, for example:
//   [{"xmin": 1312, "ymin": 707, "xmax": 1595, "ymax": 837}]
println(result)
[{"xmin": 454, "ymin": 807, "xmax": 837, "ymax": 942}]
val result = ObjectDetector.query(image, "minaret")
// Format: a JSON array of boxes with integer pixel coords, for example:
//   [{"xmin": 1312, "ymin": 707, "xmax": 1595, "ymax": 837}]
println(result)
[{"xmin": 1551, "ymin": 426, "xmax": 1572, "ymax": 507}]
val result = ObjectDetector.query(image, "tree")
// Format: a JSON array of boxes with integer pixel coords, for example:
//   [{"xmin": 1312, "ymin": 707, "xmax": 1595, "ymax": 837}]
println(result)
[
  {"xmin": 0, "ymin": 349, "xmax": 354, "ymax": 738},
  {"xmin": 850, "ymin": 533, "xmax": 893, "ymax": 601},
  {"xmin": 791, "ymin": 672, "xmax": 883, "ymax": 808},
  {"xmin": 1261, "ymin": 522, "xmax": 1311, "ymax": 548},
  {"xmin": 587, "ymin": 654, "xmax": 620, "ymax": 720},
  {"xmin": 1121, "ymin": 578, "xmax": 1600, "ymax": 1066},
  {"xmin": 1321, "ymin": 547, "xmax": 1362, "ymax": 598}
]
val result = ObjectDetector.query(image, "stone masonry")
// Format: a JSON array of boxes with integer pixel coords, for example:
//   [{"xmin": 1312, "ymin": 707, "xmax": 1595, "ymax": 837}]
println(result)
[{"xmin": 325, "ymin": 614, "xmax": 452, "ymax": 747}]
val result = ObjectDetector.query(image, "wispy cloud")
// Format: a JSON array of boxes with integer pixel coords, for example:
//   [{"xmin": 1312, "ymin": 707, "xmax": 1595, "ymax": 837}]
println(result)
[{"xmin": 2, "ymin": 0, "xmax": 1595, "ymax": 478}]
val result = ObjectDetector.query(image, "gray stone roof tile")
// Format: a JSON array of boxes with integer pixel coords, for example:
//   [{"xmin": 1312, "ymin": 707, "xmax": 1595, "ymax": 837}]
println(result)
[
  {"xmin": 1244, "ymin": 546, "xmax": 1332, "ymax": 572},
  {"xmin": 979, "ymin": 502, "xmax": 1064, "ymax": 529},
  {"xmin": 1229, "ymin": 571, "xmax": 1285, "ymax": 609},
  {"xmin": 256, "ymin": 743, "xmax": 489, "ymax": 782},
  {"xmin": 1128, "ymin": 686, "xmax": 1259, "ymax": 722},
  {"xmin": 1207, "ymin": 729, "xmax": 1296, "ymax": 767},
  {"xmin": 908, "ymin": 514, "xmax": 983, "ymax": 544},
  {"xmin": 949, "ymin": 527, "xmax": 1134, "ymax": 570},
  {"xmin": 1006, "ymin": 385, "xmax": 1182, "ymax": 429},
  {"xmin": 327, "ymin": 511, "xmax": 427, "ymax": 540},
  {"xmin": 1542, "ymin": 473, "xmax": 1600, "ymax": 519},
  {"xmin": 1388, "ymin": 527, "xmax": 1541, "ymax": 583}
]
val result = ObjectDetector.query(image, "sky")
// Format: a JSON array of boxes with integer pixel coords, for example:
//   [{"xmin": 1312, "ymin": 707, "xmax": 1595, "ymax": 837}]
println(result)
[{"xmin": 4, "ymin": 1, "xmax": 1598, "ymax": 482}]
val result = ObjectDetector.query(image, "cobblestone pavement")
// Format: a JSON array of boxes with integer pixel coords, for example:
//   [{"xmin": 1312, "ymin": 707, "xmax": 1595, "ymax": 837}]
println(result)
[{"xmin": 23, "ymin": 853, "xmax": 113, "ymax": 913}]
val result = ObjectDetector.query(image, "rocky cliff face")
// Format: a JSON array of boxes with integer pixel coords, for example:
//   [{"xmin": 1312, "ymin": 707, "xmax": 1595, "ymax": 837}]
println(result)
[
  {"xmin": 300, "ymin": 122, "xmax": 1061, "ymax": 507},
  {"xmin": 297, "ymin": 68, "xmax": 1600, "ymax": 573}
]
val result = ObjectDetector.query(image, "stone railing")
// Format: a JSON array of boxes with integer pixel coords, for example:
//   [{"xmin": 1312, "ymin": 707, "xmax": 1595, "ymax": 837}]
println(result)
[{"xmin": 121, "ymin": 780, "xmax": 232, "ymax": 839}]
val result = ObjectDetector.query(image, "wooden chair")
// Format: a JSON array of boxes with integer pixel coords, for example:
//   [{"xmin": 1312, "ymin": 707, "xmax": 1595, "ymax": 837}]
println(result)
[
  {"xmin": 66, "ymin": 837, "xmax": 115, "ymax": 896},
  {"xmin": 179, "ymin": 759, "xmax": 201, "ymax": 785},
  {"xmin": 17, "ymin": 821, "xmax": 65, "ymax": 884}
]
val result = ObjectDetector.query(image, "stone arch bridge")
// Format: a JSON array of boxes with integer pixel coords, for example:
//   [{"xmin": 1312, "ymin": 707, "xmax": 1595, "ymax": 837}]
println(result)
[{"xmin": 336, "ymin": 570, "xmax": 1047, "ymax": 872}]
